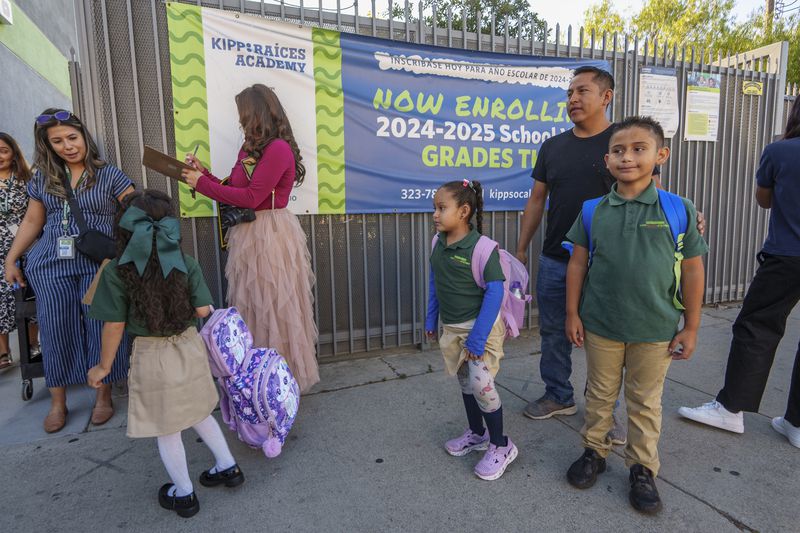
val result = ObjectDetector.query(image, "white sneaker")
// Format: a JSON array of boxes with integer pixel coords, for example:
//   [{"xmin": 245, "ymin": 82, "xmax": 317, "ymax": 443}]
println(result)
[
  {"xmin": 771, "ymin": 417, "xmax": 800, "ymax": 448},
  {"xmin": 678, "ymin": 400, "xmax": 744, "ymax": 433}
]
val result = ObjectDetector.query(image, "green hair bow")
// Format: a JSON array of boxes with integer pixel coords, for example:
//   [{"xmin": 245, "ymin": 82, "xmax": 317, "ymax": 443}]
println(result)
[{"xmin": 118, "ymin": 206, "xmax": 187, "ymax": 278}]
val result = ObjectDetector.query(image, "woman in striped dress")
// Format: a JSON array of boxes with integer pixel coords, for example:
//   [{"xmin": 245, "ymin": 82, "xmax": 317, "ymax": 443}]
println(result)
[{"xmin": 5, "ymin": 109, "xmax": 134, "ymax": 433}]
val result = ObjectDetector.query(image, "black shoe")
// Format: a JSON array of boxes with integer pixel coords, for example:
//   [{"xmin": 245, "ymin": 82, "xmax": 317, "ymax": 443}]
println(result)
[
  {"xmin": 566, "ymin": 448, "xmax": 607, "ymax": 489},
  {"xmin": 629, "ymin": 464, "xmax": 663, "ymax": 514},
  {"xmin": 158, "ymin": 483, "xmax": 200, "ymax": 518},
  {"xmin": 199, "ymin": 464, "xmax": 245, "ymax": 488}
]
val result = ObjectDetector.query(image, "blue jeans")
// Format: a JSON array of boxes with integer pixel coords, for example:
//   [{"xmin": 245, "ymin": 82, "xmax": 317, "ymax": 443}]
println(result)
[{"xmin": 536, "ymin": 254, "xmax": 575, "ymax": 405}]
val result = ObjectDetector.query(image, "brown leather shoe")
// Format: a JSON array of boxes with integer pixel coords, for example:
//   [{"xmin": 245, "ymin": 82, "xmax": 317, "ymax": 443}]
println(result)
[
  {"xmin": 91, "ymin": 403, "xmax": 114, "ymax": 426},
  {"xmin": 44, "ymin": 407, "xmax": 68, "ymax": 433}
]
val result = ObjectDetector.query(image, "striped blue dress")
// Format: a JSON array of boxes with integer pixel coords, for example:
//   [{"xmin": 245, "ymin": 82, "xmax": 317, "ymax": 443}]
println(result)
[{"xmin": 25, "ymin": 165, "xmax": 132, "ymax": 388}]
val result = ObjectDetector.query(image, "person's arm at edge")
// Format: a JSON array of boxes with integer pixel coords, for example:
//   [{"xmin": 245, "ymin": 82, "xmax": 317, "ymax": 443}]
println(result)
[
  {"xmin": 516, "ymin": 179, "xmax": 548, "ymax": 265},
  {"xmin": 87, "ymin": 322, "xmax": 126, "ymax": 387},
  {"xmin": 565, "ymin": 245, "xmax": 589, "ymax": 347},
  {"xmin": 755, "ymin": 186, "xmax": 773, "ymax": 209},
  {"xmin": 669, "ymin": 256, "xmax": 705, "ymax": 360}
]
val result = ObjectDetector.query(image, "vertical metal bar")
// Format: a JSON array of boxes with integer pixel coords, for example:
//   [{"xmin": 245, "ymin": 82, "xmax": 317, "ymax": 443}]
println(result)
[
  {"xmin": 447, "ymin": 6, "xmax": 453, "ymax": 48},
  {"xmin": 566, "ymin": 25, "xmax": 572, "ymax": 57},
  {"xmin": 371, "ymin": 0, "xmax": 376, "ymax": 36},
  {"xmin": 539, "ymin": 21, "xmax": 547, "ymax": 57},
  {"xmin": 504, "ymin": 15, "xmax": 509, "ymax": 54},
  {"xmin": 124, "ymin": 0, "xmax": 148, "ymax": 188},
  {"xmin": 150, "ymin": 0, "xmax": 172, "ymax": 199},
  {"xmin": 301, "ymin": 0, "xmax": 305, "ymax": 24},
  {"xmin": 362, "ymin": 214, "xmax": 370, "ymax": 351},
  {"xmin": 280, "ymin": 0, "xmax": 285, "ymax": 20},
  {"xmin": 707, "ymin": 52, "xmax": 725, "ymax": 302},
  {"xmin": 319, "ymin": 0, "xmax": 323, "ymax": 26},
  {"xmin": 432, "ymin": 4, "xmax": 437, "ymax": 46},
  {"xmin": 99, "ymin": 0, "xmax": 122, "ymax": 165},
  {"xmin": 354, "ymin": 0, "xmax": 360, "ymax": 33},
  {"xmin": 346, "ymin": 216, "xmax": 354, "ymax": 354},
  {"xmin": 404, "ymin": 0, "xmax": 410, "ymax": 42},
  {"xmin": 743, "ymin": 63, "xmax": 759, "ymax": 287},
  {"xmin": 723, "ymin": 55, "xmax": 740, "ymax": 300},
  {"xmin": 632, "ymin": 36, "xmax": 640, "ymax": 117},
  {"xmin": 395, "ymin": 214, "xmax": 401, "ymax": 346},
  {"xmin": 410, "ymin": 213, "xmax": 417, "ymax": 345},
  {"xmin": 388, "ymin": 0, "xmax": 394, "ymax": 40},
  {"xmin": 676, "ymin": 46, "xmax": 687, "ymax": 196},
  {"xmin": 462, "ymin": 9, "xmax": 467, "ymax": 50},
  {"xmin": 328, "ymin": 216, "xmax": 337, "ymax": 355},
  {"xmin": 608, "ymin": 32, "xmax": 616, "ymax": 120},
  {"xmin": 310, "ymin": 217, "xmax": 320, "ymax": 356},
  {"xmin": 379, "ymin": 215, "xmax": 386, "ymax": 347},
  {"xmin": 622, "ymin": 34, "xmax": 629, "ymax": 118},
  {"xmin": 476, "ymin": 10, "xmax": 481, "ymax": 51},
  {"xmin": 554, "ymin": 24, "xmax": 560, "ymax": 57},
  {"xmin": 418, "ymin": 2, "xmax": 423, "ymax": 44},
  {"xmin": 336, "ymin": 0, "xmax": 341, "ymax": 30},
  {"xmin": 517, "ymin": 17, "xmax": 522, "ymax": 55},
  {"xmin": 490, "ymin": 13, "xmax": 495, "ymax": 52}
]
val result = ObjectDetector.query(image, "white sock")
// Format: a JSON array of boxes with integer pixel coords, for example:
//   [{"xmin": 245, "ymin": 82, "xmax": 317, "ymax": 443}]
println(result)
[
  {"xmin": 192, "ymin": 415, "xmax": 236, "ymax": 472},
  {"xmin": 156, "ymin": 432, "xmax": 193, "ymax": 497}
]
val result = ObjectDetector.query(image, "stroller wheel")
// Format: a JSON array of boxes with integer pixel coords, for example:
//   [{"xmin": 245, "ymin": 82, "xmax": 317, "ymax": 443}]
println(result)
[{"xmin": 21, "ymin": 380, "xmax": 33, "ymax": 401}]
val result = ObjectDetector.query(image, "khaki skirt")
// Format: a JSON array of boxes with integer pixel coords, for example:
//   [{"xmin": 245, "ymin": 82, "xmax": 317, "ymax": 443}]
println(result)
[{"xmin": 127, "ymin": 327, "xmax": 219, "ymax": 438}]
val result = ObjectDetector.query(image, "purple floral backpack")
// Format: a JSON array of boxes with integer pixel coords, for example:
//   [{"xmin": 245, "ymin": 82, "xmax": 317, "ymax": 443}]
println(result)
[{"xmin": 200, "ymin": 307, "xmax": 300, "ymax": 458}]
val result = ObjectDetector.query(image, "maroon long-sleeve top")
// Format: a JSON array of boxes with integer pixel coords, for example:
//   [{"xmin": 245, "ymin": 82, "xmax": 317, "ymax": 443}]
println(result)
[{"xmin": 195, "ymin": 139, "xmax": 296, "ymax": 210}]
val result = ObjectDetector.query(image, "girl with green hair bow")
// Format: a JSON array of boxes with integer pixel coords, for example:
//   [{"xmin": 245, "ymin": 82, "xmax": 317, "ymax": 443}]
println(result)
[{"xmin": 87, "ymin": 189, "xmax": 243, "ymax": 518}]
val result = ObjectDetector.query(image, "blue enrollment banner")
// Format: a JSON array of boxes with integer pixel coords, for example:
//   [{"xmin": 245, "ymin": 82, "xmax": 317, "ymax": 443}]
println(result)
[
  {"xmin": 166, "ymin": 5, "xmax": 608, "ymax": 214},
  {"xmin": 340, "ymin": 34, "xmax": 608, "ymax": 212}
]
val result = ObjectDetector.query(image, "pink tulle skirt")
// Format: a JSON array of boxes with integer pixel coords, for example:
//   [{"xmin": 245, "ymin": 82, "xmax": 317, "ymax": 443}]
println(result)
[{"xmin": 225, "ymin": 209, "xmax": 319, "ymax": 392}]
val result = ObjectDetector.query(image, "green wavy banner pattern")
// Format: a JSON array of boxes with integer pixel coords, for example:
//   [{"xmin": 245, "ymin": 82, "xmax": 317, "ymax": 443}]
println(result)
[
  {"xmin": 312, "ymin": 28, "xmax": 346, "ymax": 214},
  {"xmin": 167, "ymin": 3, "xmax": 214, "ymax": 218}
]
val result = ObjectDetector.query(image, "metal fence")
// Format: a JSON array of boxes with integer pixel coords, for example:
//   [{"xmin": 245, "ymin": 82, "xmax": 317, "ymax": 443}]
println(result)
[{"xmin": 71, "ymin": 0, "xmax": 792, "ymax": 360}]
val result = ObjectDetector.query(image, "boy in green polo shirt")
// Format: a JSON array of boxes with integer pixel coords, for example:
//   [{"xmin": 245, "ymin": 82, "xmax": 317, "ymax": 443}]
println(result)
[{"xmin": 562, "ymin": 117, "xmax": 708, "ymax": 514}]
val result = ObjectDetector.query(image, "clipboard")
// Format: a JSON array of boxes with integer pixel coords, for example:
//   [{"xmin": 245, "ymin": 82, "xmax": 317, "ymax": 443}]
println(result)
[{"xmin": 142, "ymin": 145, "xmax": 192, "ymax": 183}]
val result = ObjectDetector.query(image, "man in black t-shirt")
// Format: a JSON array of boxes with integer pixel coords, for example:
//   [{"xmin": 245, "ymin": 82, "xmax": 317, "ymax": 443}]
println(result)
[{"xmin": 516, "ymin": 66, "xmax": 618, "ymax": 424}]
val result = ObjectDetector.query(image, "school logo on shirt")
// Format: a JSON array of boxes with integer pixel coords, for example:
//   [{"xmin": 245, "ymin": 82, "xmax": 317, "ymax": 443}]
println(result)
[
  {"xmin": 640, "ymin": 220, "xmax": 670, "ymax": 230},
  {"xmin": 450, "ymin": 255, "xmax": 471, "ymax": 266}
]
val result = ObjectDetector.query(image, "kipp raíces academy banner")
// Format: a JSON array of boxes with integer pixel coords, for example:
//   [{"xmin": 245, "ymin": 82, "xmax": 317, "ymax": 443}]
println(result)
[{"xmin": 167, "ymin": 3, "xmax": 608, "ymax": 215}]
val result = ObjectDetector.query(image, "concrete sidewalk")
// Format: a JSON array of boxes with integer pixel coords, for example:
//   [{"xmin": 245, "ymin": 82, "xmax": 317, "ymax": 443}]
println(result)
[{"xmin": 1, "ymin": 305, "xmax": 798, "ymax": 532}]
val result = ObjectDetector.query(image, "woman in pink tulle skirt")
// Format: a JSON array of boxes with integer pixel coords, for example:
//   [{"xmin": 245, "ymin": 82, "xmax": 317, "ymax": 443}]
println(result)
[{"xmin": 182, "ymin": 84, "xmax": 319, "ymax": 392}]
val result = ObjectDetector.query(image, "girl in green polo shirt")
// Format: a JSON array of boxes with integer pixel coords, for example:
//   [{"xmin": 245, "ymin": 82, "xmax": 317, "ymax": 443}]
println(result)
[
  {"xmin": 425, "ymin": 179, "xmax": 518, "ymax": 481},
  {"xmin": 86, "ymin": 190, "xmax": 243, "ymax": 518}
]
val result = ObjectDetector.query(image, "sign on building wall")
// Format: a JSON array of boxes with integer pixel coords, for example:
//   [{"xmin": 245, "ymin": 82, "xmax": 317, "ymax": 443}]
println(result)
[{"xmin": 166, "ymin": 3, "xmax": 607, "ymax": 216}]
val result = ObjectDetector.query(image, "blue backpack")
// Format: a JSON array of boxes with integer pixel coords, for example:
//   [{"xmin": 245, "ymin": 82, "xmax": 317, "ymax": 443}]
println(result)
[{"xmin": 563, "ymin": 188, "xmax": 689, "ymax": 310}]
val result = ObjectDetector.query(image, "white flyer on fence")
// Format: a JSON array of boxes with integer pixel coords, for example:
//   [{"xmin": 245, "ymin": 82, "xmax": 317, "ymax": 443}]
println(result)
[
  {"xmin": 638, "ymin": 67, "xmax": 680, "ymax": 138},
  {"xmin": 684, "ymin": 72, "xmax": 722, "ymax": 142}
]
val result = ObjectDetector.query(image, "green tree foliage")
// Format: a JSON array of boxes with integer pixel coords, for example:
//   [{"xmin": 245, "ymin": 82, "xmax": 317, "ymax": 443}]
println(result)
[
  {"xmin": 582, "ymin": 0, "xmax": 799, "ymax": 85},
  {"xmin": 387, "ymin": 0, "xmax": 547, "ymax": 39}
]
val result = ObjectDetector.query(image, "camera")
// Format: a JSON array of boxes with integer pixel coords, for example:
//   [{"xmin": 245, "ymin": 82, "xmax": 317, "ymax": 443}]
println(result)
[{"xmin": 219, "ymin": 203, "xmax": 256, "ymax": 231}]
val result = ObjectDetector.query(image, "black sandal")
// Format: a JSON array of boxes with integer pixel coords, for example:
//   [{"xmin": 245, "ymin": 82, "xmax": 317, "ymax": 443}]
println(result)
[{"xmin": 0, "ymin": 353, "xmax": 11, "ymax": 370}]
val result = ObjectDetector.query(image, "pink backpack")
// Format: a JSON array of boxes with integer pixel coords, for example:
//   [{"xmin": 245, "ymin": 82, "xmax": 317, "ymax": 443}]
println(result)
[
  {"xmin": 432, "ymin": 234, "xmax": 532, "ymax": 337},
  {"xmin": 200, "ymin": 307, "xmax": 300, "ymax": 458}
]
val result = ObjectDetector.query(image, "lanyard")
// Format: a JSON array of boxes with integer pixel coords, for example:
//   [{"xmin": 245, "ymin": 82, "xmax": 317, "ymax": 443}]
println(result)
[{"xmin": 62, "ymin": 168, "xmax": 87, "ymax": 236}]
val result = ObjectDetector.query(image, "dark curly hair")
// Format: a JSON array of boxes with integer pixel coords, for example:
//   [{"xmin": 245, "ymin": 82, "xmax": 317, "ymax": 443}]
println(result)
[
  {"xmin": 439, "ymin": 180, "xmax": 485, "ymax": 234},
  {"xmin": 115, "ymin": 189, "xmax": 196, "ymax": 336}
]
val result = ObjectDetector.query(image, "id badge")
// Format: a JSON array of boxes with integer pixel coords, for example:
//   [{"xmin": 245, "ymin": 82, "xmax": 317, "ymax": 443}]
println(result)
[{"xmin": 58, "ymin": 236, "xmax": 75, "ymax": 259}]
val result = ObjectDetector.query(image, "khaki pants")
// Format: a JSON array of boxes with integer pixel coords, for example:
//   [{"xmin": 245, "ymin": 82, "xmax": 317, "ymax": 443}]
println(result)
[{"xmin": 582, "ymin": 330, "xmax": 672, "ymax": 476}]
